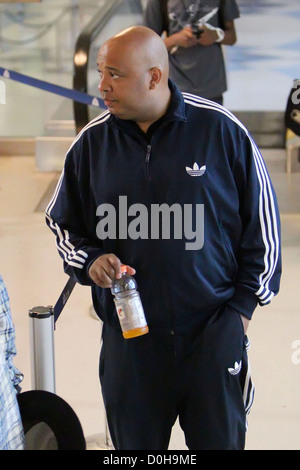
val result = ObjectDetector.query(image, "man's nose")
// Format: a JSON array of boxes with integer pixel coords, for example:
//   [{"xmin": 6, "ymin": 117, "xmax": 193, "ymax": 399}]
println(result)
[{"xmin": 98, "ymin": 74, "xmax": 112, "ymax": 94}]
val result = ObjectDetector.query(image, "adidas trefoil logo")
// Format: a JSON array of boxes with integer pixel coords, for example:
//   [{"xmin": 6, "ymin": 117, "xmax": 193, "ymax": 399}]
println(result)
[
  {"xmin": 228, "ymin": 361, "xmax": 242, "ymax": 376},
  {"xmin": 185, "ymin": 162, "xmax": 206, "ymax": 177}
]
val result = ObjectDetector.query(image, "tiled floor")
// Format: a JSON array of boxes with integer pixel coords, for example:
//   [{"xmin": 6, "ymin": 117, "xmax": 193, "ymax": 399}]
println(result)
[
  {"xmin": 0, "ymin": 0, "xmax": 300, "ymax": 451},
  {"xmin": 0, "ymin": 156, "xmax": 107, "ymax": 447}
]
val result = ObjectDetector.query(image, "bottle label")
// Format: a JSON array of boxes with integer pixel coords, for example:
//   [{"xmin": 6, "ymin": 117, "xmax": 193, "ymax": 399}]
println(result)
[{"xmin": 114, "ymin": 295, "xmax": 147, "ymax": 332}]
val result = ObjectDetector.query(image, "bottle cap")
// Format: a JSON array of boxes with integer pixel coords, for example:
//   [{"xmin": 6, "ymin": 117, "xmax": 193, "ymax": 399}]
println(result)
[{"xmin": 121, "ymin": 265, "xmax": 127, "ymax": 273}]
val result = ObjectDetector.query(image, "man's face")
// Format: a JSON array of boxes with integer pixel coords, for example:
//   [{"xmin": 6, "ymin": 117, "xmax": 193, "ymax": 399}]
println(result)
[{"xmin": 97, "ymin": 42, "xmax": 152, "ymax": 122}]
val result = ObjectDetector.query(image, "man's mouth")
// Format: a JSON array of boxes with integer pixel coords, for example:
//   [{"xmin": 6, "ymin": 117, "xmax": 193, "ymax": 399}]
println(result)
[{"xmin": 104, "ymin": 98, "xmax": 116, "ymax": 107}]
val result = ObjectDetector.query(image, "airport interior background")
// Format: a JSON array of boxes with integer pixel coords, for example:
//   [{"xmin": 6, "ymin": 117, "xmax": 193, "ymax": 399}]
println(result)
[{"xmin": 0, "ymin": 0, "xmax": 300, "ymax": 450}]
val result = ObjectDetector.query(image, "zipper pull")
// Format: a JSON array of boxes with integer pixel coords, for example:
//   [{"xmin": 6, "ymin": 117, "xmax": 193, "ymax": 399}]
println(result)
[{"xmin": 145, "ymin": 144, "xmax": 151, "ymax": 163}]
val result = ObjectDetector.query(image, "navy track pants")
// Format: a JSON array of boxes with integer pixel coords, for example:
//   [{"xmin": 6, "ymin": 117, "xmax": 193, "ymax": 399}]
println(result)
[{"xmin": 99, "ymin": 306, "xmax": 254, "ymax": 450}]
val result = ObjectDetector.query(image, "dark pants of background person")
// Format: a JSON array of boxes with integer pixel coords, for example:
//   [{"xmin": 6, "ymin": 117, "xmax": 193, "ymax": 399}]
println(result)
[
  {"xmin": 210, "ymin": 95, "xmax": 223, "ymax": 105},
  {"xmin": 99, "ymin": 307, "xmax": 253, "ymax": 450}
]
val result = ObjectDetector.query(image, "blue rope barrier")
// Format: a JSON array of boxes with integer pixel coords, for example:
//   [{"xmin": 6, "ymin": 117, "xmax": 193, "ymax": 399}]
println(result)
[
  {"xmin": 53, "ymin": 277, "xmax": 76, "ymax": 325},
  {"xmin": 0, "ymin": 66, "xmax": 104, "ymax": 108}
]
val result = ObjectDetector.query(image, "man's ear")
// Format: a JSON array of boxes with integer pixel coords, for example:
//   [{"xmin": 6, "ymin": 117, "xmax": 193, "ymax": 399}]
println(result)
[{"xmin": 149, "ymin": 66, "xmax": 162, "ymax": 89}]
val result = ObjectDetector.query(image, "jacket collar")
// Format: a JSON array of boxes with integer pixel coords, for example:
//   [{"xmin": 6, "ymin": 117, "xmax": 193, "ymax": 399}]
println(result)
[{"xmin": 166, "ymin": 79, "xmax": 187, "ymax": 123}]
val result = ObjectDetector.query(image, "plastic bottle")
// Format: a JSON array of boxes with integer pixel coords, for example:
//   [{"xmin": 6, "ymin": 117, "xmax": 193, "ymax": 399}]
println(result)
[{"xmin": 111, "ymin": 265, "xmax": 149, "ymax": 339}]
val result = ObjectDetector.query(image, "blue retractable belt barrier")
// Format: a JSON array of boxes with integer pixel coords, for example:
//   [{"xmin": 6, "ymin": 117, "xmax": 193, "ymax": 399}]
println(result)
[
  {"xmin": 53, "ymin": 277, "xmax": 76, "ymax": 325},
  {"xmin": 0, "ymin": 66, "xmax": 104, "ymax": 108}
]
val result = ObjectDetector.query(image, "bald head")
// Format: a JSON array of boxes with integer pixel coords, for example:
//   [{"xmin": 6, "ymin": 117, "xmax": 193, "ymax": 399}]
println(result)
[
  {"xmin": 110, "ymin": 26, "xmax": 169, "ymax": 81},
  {"xmin": 97, "ymin": 26, "xmax": 171, "ymax": 131}
]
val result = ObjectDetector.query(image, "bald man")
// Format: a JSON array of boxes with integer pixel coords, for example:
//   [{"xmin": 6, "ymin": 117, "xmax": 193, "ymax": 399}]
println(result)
[{"xmin": 46, "ymin": 26, "xmax": 281, "ymax": 450}]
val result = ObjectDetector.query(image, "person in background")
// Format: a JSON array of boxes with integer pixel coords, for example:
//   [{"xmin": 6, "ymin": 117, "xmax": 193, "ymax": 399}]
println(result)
[
  {"xmin": 0, "ymin": 274, "xmax": 24, "ymax": 450},
  {"xmin": 144, "ymin": 0, "xmax": 239, "ymax": 104}
]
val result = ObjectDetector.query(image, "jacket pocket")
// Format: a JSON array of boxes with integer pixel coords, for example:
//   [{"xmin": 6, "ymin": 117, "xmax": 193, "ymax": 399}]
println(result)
[{"xmin": 219, "ymin": 222, "xmax": 238, "ymax": 277}]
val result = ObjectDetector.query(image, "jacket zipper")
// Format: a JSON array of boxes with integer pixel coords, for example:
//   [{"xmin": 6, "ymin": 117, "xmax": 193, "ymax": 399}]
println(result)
[{"xmin": 145, "ymin": 144, "xmax": 152, "ymax": 181}]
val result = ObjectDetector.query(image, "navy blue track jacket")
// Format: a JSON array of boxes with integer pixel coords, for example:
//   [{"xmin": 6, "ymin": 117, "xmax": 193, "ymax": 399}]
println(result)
[{"xmin": 46, "ymin": 81, "xmax": 281, "ymax": 334}]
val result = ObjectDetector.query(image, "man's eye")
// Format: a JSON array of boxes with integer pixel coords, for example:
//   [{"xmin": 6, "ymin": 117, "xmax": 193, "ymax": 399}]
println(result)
[{"xmin": 110, "ymin": 72, "xmax": 120, "ymax": 79}]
